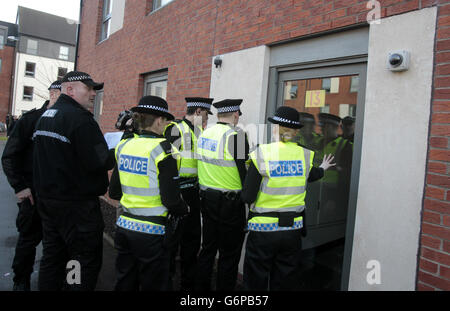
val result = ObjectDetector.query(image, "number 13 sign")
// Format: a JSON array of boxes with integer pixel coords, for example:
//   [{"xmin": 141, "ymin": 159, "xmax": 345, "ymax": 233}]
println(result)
[{"xmin": 305, "ymin": 90, "xmax": 325, "ymax": 108}]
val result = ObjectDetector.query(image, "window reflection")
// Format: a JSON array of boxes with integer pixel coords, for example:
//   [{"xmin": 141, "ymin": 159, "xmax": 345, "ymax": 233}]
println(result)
[{"xmin": 283, "ymin": 74, "xmax": 358, "ymax": 290}]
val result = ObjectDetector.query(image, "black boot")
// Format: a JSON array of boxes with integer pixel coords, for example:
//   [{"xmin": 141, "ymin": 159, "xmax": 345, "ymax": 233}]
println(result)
[{"xmin": 13, "ymin": 281, "xmax": 30, "ymax": 291}]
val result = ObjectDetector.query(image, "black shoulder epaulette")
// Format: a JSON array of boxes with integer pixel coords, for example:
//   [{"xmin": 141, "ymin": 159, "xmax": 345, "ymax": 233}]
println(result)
[
  {"xmin": 22, "ymin": 108, "xmax": 37, "ymax": 116},
  {"xmin": 160, "ymin": 139, "xmax": 173, "ymax": 154},
  {"xmin": 18, "ymin": 108, "xmax": 38, "ymax": 121}
]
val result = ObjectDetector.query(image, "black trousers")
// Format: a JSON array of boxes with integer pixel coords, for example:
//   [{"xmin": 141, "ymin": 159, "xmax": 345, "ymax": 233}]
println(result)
[
  {"xmin": 12, "ymin": 197, "xmax": 43, "ymax": 285},
  {"xmin": 243, "ymin": 229, "xmax": 302, "ymax": 291},
  {"xmin": 195, "ymin": 192, "xmax": 246, "ymax": 291},
  {"xmin": 114, "ymin": 226, "xmax": 170, "ymax": 291},
  {"xmin": 37, "ymin": 197, "xmax": 104, "ymax": 291},
  {"xmin": 169, "ymin": 186, "xmax": 201, "ymax": 290}
]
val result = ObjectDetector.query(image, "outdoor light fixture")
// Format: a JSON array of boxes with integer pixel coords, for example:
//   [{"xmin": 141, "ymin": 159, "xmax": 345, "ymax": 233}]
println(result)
[
  {"xmin": 387, "ymin": 50, "xmax": 410, "ymax": 72},
  {"xmin": 214, "ymin": 56, "xmax": 222, "ymax": 68}
]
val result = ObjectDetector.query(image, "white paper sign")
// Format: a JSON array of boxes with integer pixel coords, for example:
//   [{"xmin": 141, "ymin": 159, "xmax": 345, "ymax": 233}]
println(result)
[{"xmin": 104, "ymin": 132, "xmax": 124, "ymax": 150}]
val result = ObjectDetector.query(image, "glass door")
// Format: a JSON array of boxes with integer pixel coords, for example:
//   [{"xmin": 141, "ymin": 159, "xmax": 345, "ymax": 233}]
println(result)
[{"xmin": 274, "ymin": 62, "xmax": 366, "ymax": 290}]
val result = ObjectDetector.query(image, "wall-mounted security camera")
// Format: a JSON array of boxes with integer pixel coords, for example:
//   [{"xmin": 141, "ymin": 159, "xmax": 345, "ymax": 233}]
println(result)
[
  {"xmin": 214, "ymin": 56, "xmax": 222, "ymax": 68},
  {"xmin": 387, "ymin": 50, "xmax": 410, "ymax": 72}
]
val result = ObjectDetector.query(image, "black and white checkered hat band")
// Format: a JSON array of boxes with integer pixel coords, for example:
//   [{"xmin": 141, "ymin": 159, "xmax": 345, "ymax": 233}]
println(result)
[
  {"xmin": 139, "ymin": 105, "xmax": 169, "ymax": 113},
  {"xmin": 217, "ymin": 105, "xmax": 240, "ymax": 113},
  {"xmin": 67, "ymin": 75, "xmax": 91, "ymax": 82},
  {"xmin": 272, "ymin": 116, "xmax": 300, "ymax": 125},
  {"xmin": 49, "ymin": 84, "xmax": 61, "ymax": 89},
  {"xmin": 186, "ymin": 102, "xmax": 211, "ymax": 109}
]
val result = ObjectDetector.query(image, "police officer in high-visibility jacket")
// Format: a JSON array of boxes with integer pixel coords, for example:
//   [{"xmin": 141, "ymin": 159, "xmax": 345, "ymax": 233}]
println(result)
[
  {"xmin": 195, "ymin": 99, "xmax": 249, "ymax": 291},
  {"xmin": 241, "ymin": 106, "xmax": 335, "ymax": 291},
  {"xmin": 164, "ymin": 97, "xmax": 213, "ymax": 291},
  {"xmin": 109, "ymin": 95, "xmax": 188, "ymax": 291}
]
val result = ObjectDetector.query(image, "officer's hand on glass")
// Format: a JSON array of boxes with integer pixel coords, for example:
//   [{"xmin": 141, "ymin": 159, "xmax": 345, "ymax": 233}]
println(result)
[{"xmin": 319, "ymin": 154, "xmax": 336, "ymax": 171}]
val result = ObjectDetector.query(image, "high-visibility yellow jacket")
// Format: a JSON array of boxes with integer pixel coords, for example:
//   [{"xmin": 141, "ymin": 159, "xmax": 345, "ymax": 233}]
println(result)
[{"xmin": 248, "ymin": 141, "xmax": 314, "ymax": 231}]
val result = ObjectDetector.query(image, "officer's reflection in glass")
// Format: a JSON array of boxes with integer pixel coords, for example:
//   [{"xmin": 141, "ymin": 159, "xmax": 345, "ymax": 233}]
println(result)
[
  {"xmin": 295, "ymin": 112, "xmax": 322, "ymax": 151},
  {"xmin": 314, "ymin": 113, "xmax": 353, "ymax": 220},
  {"xmin": 341, "ymin": 116, "xmax": 355, "ymax": 143}
]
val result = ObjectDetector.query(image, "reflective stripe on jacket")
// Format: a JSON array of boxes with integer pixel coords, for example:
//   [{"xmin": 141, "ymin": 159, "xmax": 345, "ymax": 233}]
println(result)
[
  {"xmin": 248, "ymin": 141, "xmax": 314, "ymax": 231},
  {"xmin": 165, "ymin": 120, "xmax": 201, "ymax": 178},
  {"xmin": 197, "ymin": 123, "xmax": 241, "ymax": 192},
  {"xmin": 115, "ymin": 136, "xmax": 178, "ymax": 227}
]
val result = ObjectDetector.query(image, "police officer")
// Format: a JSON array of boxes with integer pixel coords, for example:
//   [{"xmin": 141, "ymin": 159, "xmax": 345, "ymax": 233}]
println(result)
[
  {"xmin": 33, "ymin": 71, "xmax": 114, "ymax": 291},
  {"xmin": 1, "ymin": 81, "xmax": 61, "ymax": 291},
  {"xmin": 164, "ymin": 97, "xmax": 213, "ymax": 291},
  {"xmin": 109, "ymin": 95, "xmax": 188, "ymax": 291},
  {"xmin": 295, "ymin": 112, "xmax": 321, "ymax": 151},
  {"xmin": 195, "ymin": 99, "xmax": 249, "ymax": 291},
  {"xmin": 241, "ymin": 106, "xmax": 335, "ymax": 291},
  {"xmin": 341, "ymin": 116, "xmax": 355, "ymax": 143}
]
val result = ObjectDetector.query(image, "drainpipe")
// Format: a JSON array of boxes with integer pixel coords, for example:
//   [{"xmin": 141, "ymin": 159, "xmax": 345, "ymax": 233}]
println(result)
[
  {"xmin": 7, "ymin": 35, "xmax": 19, "ymax": 117},
  {"xmin": 74, "ymin": 0, "xmax": 83, "ymax": 70}
]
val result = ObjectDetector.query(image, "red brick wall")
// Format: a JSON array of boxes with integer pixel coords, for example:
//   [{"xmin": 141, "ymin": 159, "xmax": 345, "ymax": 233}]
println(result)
[
  {"xmin": 79, "ymin": 0, "xmax": 440, "ymax": 133},
  {"xmin": 78, "ymin": 0, "xmax": 450, "ymax": 290},
  {"xmin": 0, "ymin": 45, "xmax": 15, "ymax": 123},
  {"xmin": 417, "ymin": 0, "xmax": 450, "ymax": 291}
]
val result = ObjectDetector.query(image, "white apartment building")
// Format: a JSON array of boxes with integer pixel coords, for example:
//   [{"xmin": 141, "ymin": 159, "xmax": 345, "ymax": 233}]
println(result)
[{"xmin": 11, "ymin": 7, "xmax": 77, "ymax": 116}]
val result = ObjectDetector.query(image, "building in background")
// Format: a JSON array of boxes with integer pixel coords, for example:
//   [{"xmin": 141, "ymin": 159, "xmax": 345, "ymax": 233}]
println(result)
[
  {"xmin": 77, "ymin": 0, "xmax": 450, "ymax": 291},
  {"xmin": 10, "ymin": 6, "xmax": 77, "ymax": 116},
  {"xmin": 0, "ymin": 21, "xmax": 18, "ymax": 123}
]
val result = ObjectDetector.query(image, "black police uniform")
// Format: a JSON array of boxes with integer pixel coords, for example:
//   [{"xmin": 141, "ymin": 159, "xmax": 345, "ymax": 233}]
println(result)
[
  {"xmin": 33, "ymin": 93, "xmax": 115, "ymax": 291},
  {"xmin": 1, "ymin": 101, "xmax": 49, "ymax": 290},
  {"xmin": 165, "ymin": 117, "xmax": 202, "ymax": 290}
]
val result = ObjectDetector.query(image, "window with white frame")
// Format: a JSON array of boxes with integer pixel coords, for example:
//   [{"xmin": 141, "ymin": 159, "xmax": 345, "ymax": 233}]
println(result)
[
  {"xmin": 144, "ymin": 71, "xmax": 168, "ymax": 99},
  {"xmin": 57, "ymin": 67, "xmax": 67, "ymax": 80},
  {"xmin": 100, "ymin": 0, "xmax": 113, "ymax": 41},
  {"xmin": 0, "ymin": 58, "xmax": 2, "ymax": 73},
  {"xmin": 0, "ymin": 28, "xmax": 6, "ymax": 50},
  {"xmin": 59, "ymin": 46, "xmax": 69, "ymax": 60},
  {"xmin": 94, "ymin": 90, "xmax": 104, "ymax": 122},
  {"xmin": 23, "ymin": 86, "xmax": 34, "ymax": 101},
  {"xmin": 153, "ymin": 0, "xmax": 174, "ymax": 11},
  {"xmin": 320, "ymin": 104, "xmax": 330, "ymax": 114},
  {"xmin": 25, "ymin": 62, "xmax": 36, "ymax": 77},
  {"xmin": 350, "ymin": 76, "xmax": 359, "ymax": 93},
  {"xmin": 26, "ymin": 39, "xmax": 38, "ymax": 55}
]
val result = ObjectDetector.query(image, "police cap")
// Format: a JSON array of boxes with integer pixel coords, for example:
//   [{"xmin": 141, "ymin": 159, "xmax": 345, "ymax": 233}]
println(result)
[
  {"xmin": 185, "ymin": 97, "xmax": 214, "ymax": 115},
  {"xmin": 318, "ymin": 113, "xmax": 341, "ymax": 127},
  {"xmin": 61, "ymin": 71, "xmax": 104, "ymax": 90},
  {"xmin": 131, "ymin": 95, "xmax": 175, "ymax": 121},
  {"xmin": 213, "ymin": 99, "xmax": 243, "ymax": 116}
]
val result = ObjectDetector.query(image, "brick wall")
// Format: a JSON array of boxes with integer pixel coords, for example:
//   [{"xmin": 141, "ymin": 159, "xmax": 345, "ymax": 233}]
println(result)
[
  {"xmin": 417, "ymin": 0, "xmax": 450, "ymax": 291},
  {"xmin": 80, "ymin": 0, "xmax": 442, "ymax": 133},
  {"xmin": 0, "ymin": 45, "xmax": 15, "ymax": 123},
  {"xmin": 78, "ymin": 0, "xmax": 450, "ymax": 290}
]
